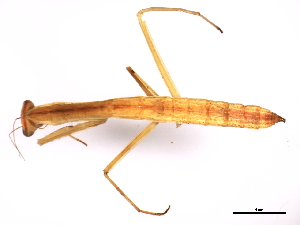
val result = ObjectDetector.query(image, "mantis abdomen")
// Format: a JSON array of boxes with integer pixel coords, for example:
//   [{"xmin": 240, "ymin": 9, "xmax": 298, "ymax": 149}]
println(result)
[{"xmin": 109, "ymin": 96, "xmax": 284, "ymax": 129}]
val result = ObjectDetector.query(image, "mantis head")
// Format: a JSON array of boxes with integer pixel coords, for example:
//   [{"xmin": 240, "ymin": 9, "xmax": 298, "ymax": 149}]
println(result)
[{"xmin": 21, "ymin": 100, "xmax": 41, "ymax": 137}]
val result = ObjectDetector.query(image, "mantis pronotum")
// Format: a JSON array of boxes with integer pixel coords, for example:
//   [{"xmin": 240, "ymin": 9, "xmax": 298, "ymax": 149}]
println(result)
[{"xmin": 11, "ymin": 7, "xmax": 285, "ymax": 216}]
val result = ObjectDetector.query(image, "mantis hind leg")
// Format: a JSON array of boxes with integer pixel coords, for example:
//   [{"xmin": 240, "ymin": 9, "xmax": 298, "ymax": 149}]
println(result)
[
  {"xmin": 137, "ymin": 7, "xmax": 222, "ymax": 98},
  {"xmin": 103, "ymin": 121, "xmax": 170, "ymax": 215}
]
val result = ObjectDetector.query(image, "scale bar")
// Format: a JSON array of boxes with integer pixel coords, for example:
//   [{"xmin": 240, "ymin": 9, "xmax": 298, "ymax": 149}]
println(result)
[{"xmin": 233, "ymin": 212, "xmax": 286, "ymax": 214}]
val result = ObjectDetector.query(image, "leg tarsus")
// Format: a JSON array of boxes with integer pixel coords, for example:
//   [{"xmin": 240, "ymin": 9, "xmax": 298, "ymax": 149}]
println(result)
[
  {"xmin": 139, "ymin": 205, "xmax": 171, "ymax": 216},
  {"xmin": 137, "ymin": 7, "xmax": 223, "ymax": 33},
  {"xmin": 69, "ymin": 134, "xmax": 87, "ymax": 146}
]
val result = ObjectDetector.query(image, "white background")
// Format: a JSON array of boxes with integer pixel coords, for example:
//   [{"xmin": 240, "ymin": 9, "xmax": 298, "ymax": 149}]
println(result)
[{"xmin": 0, "ymin": 0, "xmax": 299, "ymax": 224}]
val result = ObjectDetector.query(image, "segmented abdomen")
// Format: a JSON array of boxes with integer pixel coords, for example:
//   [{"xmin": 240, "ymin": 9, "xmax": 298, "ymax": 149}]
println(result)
[{"xmin": 110, "ymin": 96, "xmax": 284, "ymax": 129}]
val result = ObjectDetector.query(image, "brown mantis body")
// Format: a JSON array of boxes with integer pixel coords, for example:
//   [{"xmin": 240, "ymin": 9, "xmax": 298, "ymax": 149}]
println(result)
[
  {"xmin": 12, "ymin": 7, "xmax": 285, "ymax": 216},
  {"xmin": 23, "ymin": 96, "xmax": 283, "ymax": 138}
]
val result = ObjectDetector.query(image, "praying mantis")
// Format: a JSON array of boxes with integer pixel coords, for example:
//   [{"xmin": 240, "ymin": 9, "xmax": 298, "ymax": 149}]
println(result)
[{"xmin": 10, "ymin": 7, "xmax": 285, "ymax": 216}]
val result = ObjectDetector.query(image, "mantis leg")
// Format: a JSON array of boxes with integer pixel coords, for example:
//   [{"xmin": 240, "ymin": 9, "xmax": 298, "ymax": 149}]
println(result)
[
  {"xmin": 38, "ymin": 119, "xmax": 108, "ymax": 146},
  {"xmin": 126, "ymin": 66, "xmax": 158, "ymax": 97},
  {"xmin": 137, "ymin": 7, "xmax": 222, "ymax": 98},
  {"xmin": 103, "ymin": 121, "xmax": 170, "ymax": 216}
]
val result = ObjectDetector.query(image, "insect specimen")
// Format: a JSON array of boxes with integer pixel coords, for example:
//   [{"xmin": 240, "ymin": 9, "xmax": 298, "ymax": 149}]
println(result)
[{"xmin": 11, "ymin": 7, "xmax": 285, "ymax": 216}]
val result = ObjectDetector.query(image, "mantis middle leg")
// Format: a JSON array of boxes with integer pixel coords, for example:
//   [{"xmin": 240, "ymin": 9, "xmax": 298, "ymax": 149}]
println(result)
[{"xmin": 103, "ymin": 67, "xmax": 166, "ymax": 215}]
